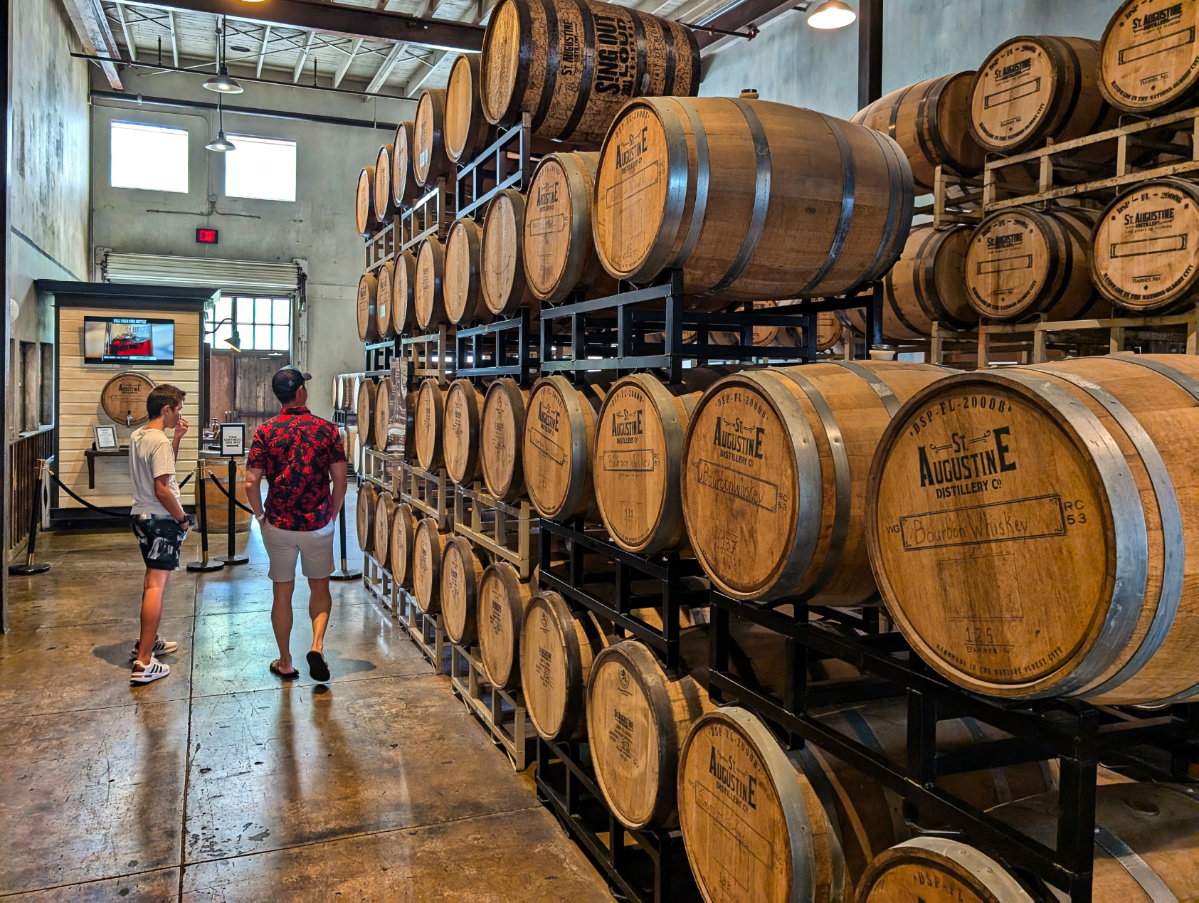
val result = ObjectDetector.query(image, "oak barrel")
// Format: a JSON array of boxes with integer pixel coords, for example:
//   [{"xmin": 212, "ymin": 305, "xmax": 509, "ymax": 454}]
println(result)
[
  {"xmin": 444, "ymin": 218, "xmax": 491, "ymax": 326},
  {"xmin": 523, "ymin": 152, "xmax": 616, "ymax": 303},
  {"xmin": 479, "ymin": 0, "xmax": 701, "ymax": 145},
  {"xmin": 356, "ymin": 482, "xmax": 378, "ymax": 553},
  {"xmin": 868, "ymin": 355, "xmax": 1199, "ymax": 704},
  {"xmin": 100, "ymin": 372, "xmax": 154, "ymax": 426},
  {"xmin": 476, "ymin": 560, "xmax": 534, "ymax": 690},
  {"xmin": 373, "ymin": 490, "xmax": 394, "ymax": 567},
  {"xmin": 443, "ymin": 378, "xmax": 485, "ymax": 486},
  {"xmin": 392, "ymin": 249, "xmax": 418, "ymax": 337},
  {"xmin": 481, "ymin": 378, "xmax": 531, "ymax": 502},
  {"xmin": 1101, "ymin": 0, "xmax": 1199, "ymax": 113},
  {"xmin": 375, "ymin": 259, "xmax": 396, "ymax": 340},
  {"xmin": 1092, "ymin": 178, "xmax": 1199, "ymax": 313},
  {"xmin": 414, "ymin": 379, "xmax": 446, "ymax": 473},
  {"xmin": 373, "ymin": 145, "xmax": 397, "ymax": 222},
  {"xmin": 857, "ymin": 784, "xmax": 1199, "ymax": 903},
  {"xmin": 593, "ymin": 369, "xmax": 724, "ymax": 554},
  {"xmin": 356, "ymin": 377, "xmax": 376, "ymax": 447},
  {"xmin": 970, "ymin": 36, "xmax": 1117, "ymax": 155},
  {"xmin": 414, "ymin": 237, "xmax": 447, "ymax": 331},
  {"xmin": 481, "ymin": 189, "xmax": 539, "ymax": 317},
  {"xmin": 704, "ymin": 305, "xmax": 844, "ymax": 351},
  {"xmin": 679, "ymin": 703, "xmax": 1059, "ymax": 903},
  {"xmin": 399, "ymin": 390, "xmax": 419, "ymax": 464},
  {"xmin": 412, "ymin": 517, "xmax": 448, "ymax": 613},
  {"xmin": 441, "ymin": 536, "xmax": 487, "ymax": 645},
  {"xmin": 593, "ymin": 97, "xmax": 913, "ymax": 305},
  {"xmin": 851, "ymin": 72, "xmax": 986, "ymax": 192},
  {"xmin": 357, "ymin": 272, "xmax": 379, "ymax": 343},
  {"xmin": 355, "ymin": 166, "xmax": 374, "ymax": 237},
  {"xmin": 373, "ymin": 378, "xmax": 392, "ymax": 453},
  {"xmin": 680, "ymin": 362, "xmax": 948, "ymax": 604},
  {"xmin": 445, "ymin": 54, "xmax": 494, "ymax": 163},
  {"xmin": 522, "ymin": 376, "xmax": 609, "ymax": 521},
  {"xmin": 389, "ymin": 502, "xmax": 418, "ymax": 588},
  {"xmin": 390, "ymin": 121, "xmax": 420, "ymax": 208},
  {"xmin": 414, "ymin": 88, "xmax": 452, "ymax": 188}
]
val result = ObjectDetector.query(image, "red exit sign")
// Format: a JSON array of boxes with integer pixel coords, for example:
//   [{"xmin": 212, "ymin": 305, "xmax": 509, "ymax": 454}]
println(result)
[{"xmin": 196, "ymin": 228, "xmax": 219, "ymax": 244}]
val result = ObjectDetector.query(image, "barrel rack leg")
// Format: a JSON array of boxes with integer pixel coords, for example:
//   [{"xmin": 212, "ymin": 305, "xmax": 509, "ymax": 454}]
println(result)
[
  {"xmin": 8, "ymin": 458, "xmax": 51, "ymax": 576},
  {"xmin": 217, "ymin": 456, "xmax": 249, "ymax": 565},
  {"xmin": 187, "ymin": 459, "xmax": 225, "ymax": 573}
]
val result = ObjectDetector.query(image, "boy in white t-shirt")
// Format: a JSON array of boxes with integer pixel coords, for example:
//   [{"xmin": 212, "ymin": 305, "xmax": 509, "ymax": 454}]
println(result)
[{"xmin": 127, "ymin": 384, "xmax": 190, "ymax": 685}]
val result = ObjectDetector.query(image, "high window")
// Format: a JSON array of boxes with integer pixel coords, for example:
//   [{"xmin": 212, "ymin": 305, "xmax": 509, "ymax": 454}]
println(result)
[
  {"xmin": 224, "ymin": 135, "xmax": 297, "ymax": 202},
  {"xmin": 110, "ymin": 121, "xmax": 189, "ymax": 193},
  {"xmin": 206, "ymin": 296, "xmax": 291, "ymax": 352}
]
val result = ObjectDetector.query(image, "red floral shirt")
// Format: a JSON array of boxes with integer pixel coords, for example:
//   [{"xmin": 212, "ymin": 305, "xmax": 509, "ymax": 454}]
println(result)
[{"xmin": 248, "ymin": 405, "xmax": 346, "ymax": 531}]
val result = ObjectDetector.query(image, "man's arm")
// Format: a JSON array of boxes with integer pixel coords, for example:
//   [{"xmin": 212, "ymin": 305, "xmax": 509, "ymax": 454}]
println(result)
[
  {"xmin": 330, "ymin": 461, "xmax": 348, "ymax": 517},
  {"xmin": 154, "ymin": 474, "xmax": 188, "ymax": 522},
  {"xmin": 245, "ymin": 467, "xmax": 267, "ymax": 522}
]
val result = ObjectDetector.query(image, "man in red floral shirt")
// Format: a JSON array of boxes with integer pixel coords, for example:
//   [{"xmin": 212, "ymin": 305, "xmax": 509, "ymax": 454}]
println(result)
[{"xmin": 246, "ymin": 366, "xmax": 347, "ymax": 682}]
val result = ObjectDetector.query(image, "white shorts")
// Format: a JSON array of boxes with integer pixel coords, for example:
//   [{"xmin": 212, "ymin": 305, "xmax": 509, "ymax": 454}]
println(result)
[{"xmin": 261, "ymin": 519, "xmax": 336, "ymax": 582}]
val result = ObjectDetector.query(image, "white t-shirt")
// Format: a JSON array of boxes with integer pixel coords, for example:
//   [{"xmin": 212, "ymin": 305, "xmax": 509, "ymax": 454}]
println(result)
[{"xmin": 129, "ymin": 426, "xmax": 180, "ymax": 517}]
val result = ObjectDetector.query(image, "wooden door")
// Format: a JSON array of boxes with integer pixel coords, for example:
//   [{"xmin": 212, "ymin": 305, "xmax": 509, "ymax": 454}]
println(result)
[{"xmin": 206, "ymin": 350, "xmax": 289, "ymax": 434}]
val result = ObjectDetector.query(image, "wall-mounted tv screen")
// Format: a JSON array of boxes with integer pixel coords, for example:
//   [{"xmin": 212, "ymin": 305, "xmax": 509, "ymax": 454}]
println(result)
[{"xmin": 84, "ymin": 316, "xmax": 176, "ymax": 365}]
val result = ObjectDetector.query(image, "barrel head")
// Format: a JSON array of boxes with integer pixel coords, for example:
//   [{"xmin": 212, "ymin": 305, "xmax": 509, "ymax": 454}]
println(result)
[
  {"xmin": 482, "ymin": 379, "xmax": 527, "ymax": 501},
  {"xmin": 1101, "ymin": 0, "xmax": 1199, "ymax": 112},
  {"xmin": 971, "ymin": 38, "xmax": 1061, "ymax": 152},
  {"xmin": 965, "ymin": 210, "xmax": 1054, "ymax": 319}
]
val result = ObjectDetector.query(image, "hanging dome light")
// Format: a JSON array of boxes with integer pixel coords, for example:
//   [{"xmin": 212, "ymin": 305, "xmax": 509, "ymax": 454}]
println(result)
[
  {"xmin": 807, "ymin": 0, "xmax": 856, "ymax": 29},
  {"xmin": 206, "ymin": 97, "xmax": 237, "ymax": 152},
  {"xmin": 203, "ymin": 66, "xmax": 244, "ymax": 94}
]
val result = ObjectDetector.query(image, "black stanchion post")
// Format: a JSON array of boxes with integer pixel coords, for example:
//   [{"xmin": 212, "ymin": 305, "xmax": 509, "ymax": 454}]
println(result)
[
  {"xmin": 188, "ymin": 458, "xmax": 225, "ymax": 573},
  {"xmin": 9, "ymin": 458, "xmax": 51, "ymax": 576},
  {"xmin": 218, "ymin": 456, "xmax": 249, "ymax": 565},
  {"xmin": 331, "ymin": 502, "xmax": 361, "ymax": 581}
]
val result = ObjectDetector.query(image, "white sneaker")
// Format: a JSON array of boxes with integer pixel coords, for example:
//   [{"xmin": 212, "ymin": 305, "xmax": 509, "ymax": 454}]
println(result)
[
  {"xmin": 129, "ymin": 635, "xmax": 178, "ymax": 660},
  {"xmin": 130, "ymin": 656, "xmax": 171, "ymax": 685}
]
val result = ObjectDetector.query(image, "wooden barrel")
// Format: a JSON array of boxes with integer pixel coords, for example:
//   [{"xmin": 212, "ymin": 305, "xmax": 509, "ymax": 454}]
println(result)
[
  {"xmin": 858, "ymin": 784, "xmax": 1199, "ymax": 903},
  {"xmin": 593, "ymin": 97, "xmax": 913, "ymax": 305},
  {"xmin": 373, "ymin": 490, "xmax": 394, "ymax": 567},
  {"xmin": 100, "ymin": 372, "xmax": 154, "ymax": 426},
  {"xmin": 965, "ymin": 207, "xmax": 1103, "ymax": 321},
  {"xmin": 375, "ymin": 259, "xmax": 396, "ymax": 340},
  {"xmin": 481, "ymin": 378, "xmax": 530, "ymax": 502},
  {"xmin": 357, "ymin": 272, "xmax": 379, "ymax": 343},
  {"xmin": 593, "ymin": 369, "xmax": 724, "ymax": 554},
  {"xmin": 445, "ymin": 53, "xmax": 494, "ymax": 163},
  {"xmin": 970, "ymin": 36, "xmax": 1117, "ymax": 155},
  {"xmin": 851, "ymin": 72, "xmax": 986, "ymax": 192},
  {"xmin": 479, "ymin": 0, "xmax": 701, "ymax": 145},
  {"xmin": 443, "ymin": 379, "xmax": 485, "ymax": 486},
  {"xmin": 522, "ymin": 376, "xmax": 609, "ymax": 521},
  {"xmin": 681, "ymin": 362, "xmax": 947, "ymax": 604},
  {"xmin": 481, "ymin": 189, "xmax": 540, "ymax": 317},
  {"xmin": 399, "ymin": 390, "xmax": 419, "ymax": 463},
  {"xmin": 440, "ymin": 536, "xmax": 487, "ymax": 645},
  {"xmin": 373, "ymin": 145, "xmax": 397, "ymax": 222},
  {"xmin": 355, "ymin": 166, "xmax": 374, "ymax": 237},
  {"xmin": 392, "ymin": 249, "xmax": 418, "ymax": 337},
  {"xmin": 414, "ymin": 88, "xmax": 451, "ymax": 188},
  {"xmin": 701, "ymin": 304, "xmax": 843, "ymax": 351},
  {"xmin": 840, "ymin": 225, "xmax": 979, "ymax": 340},
  {"xmin": 868, "ymin": 355, "xmax": 1199, "ymax": 704},
  {"xmin": 414, "ymin": 379, "xmax": 445, "ymax": 473},
  {"xmin": 477, "ymin": 560, "xmax": 535, "ymax": 690},
  {"xmin": 412, "ymin": 517, "xmax": 448, "ymax": 613},
  {"xmin": 1101, "ymin": 0, "xmax": 1199, "ymax": 113},
  {"xmin": 414, "ymin": 237, "xmax": 447, "ymax": 331},
  {"xmin": 356, "ymin": 377, "xmax": 376, "ymax": 447},
  {"xmin": 391, "ymin": 120, "xmax": 420, "ymax": 208},
  {"xmin": 444, "ymin": 218, "xmax": 491, "ymax": 326},
  {"xmin": 1092, "ymin": 178, "xmax": 1199, "ymax": 313},
  {"xmin": 373, "ymin": 378, "xmax": 392, "ymax": 453},
  {"xmin": 523, "ymin": 152, "xmax": 616, "ymax": 303},
  {"xmin": 389, "ymin": 502, "xmax": 418, "ymax": 588},
  {"xmin": 356, "ymin": 482, "xmax": 378, "ymax": 553},
  {"xmin": 204, "ymin": 460, "xmax": 251, "ymax": 534},
  {"xmin": 680, "ymin": 702, "xmax": 1060, "ymax": 903}
]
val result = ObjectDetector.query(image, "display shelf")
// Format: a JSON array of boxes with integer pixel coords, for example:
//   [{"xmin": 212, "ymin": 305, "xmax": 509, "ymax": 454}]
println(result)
[
  {"xmin": 360, "ymin": 447, "xmax": 397, "ymax": 490},
  {"xmin": 453, "ymin": 309, "xmax": 537, "ymax": 383},
  {"xmin": 454, "ymin": 113, "xmax": 537, "ymax": 222},
  {"xmin": 450, "ymin": 643, "xmax": 536, "ymax": 771},
  {"xmin": 453, "ymin": 482, "xmax": 538, "ymax": 580}
]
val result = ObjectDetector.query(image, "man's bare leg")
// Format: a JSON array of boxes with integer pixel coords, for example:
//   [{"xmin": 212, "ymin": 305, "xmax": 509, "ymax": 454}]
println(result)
[
  {"xmin": 272, "ymin": 580, "xmax": 297, "ymax": 672},
  {"xmin": 308, "ymin": 577, "xmax": 332, "ymax": 654},
  {"xmin": 137, "ymin": 569, "xmax": 171, "ymax": 663}
]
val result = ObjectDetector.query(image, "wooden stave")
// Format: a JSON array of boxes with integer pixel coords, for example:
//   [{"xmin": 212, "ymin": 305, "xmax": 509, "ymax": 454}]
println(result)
[
  {"xmin": 414, "ymin": 237, "xmax": 448, "ymax": 331},
  {"xmin": 392, "ymin": 249, "xmax": 418, "ymax": 337},
  {"xmin": 356, "ymin": 482, "xmax": 378, "ymax": 552},
  {"xmin": 1091, "ymin": 178, "xmax": 1199, "ymax": 313},
  {"xmin": 376, "ymin": 259, "xmax": 397, "ymax": 340},
  {"xmin": 481, "ymin": 189, "xmax": 541, "ymax": 317},
  {"xmin": 522, "ymin": 375, "xmax": 609, "ymax": 521},
  {"xmin": 412, "ymin": 517, "xmax": 448, "ymax": 613},
  {"xmin": 373, "ymin": 144, "xmax": 397, "ymax": 221},
  {"xmin": 592, "ymin": 97, "xmax": 914, "ymax": 305},
  {"xmin": 523, "ymin": 151, "xmax": 617, "ymax": 302},
  {"xmin": 356, "ymin": 166, "xmax": 375, "ymax": 237},
  {"xmin": 440, "ymin": 535, "xmax": 487, "ymax": 644},
  {"xmin": 444, "ymin": 218, "xmax": 492, "ymax": 326},
  {"xmin": 445, "ymin": 53, "xmax": 495, "ymax": 163},
  {"xmin": 442, "ymin": 379, "xmax": 486, "ymax": 486},
  {"xmin": 851, "ymin": 71, "xmax": 987, "ymax": 192},
  {"xmin": 481, "ymin": 378, "xmax": 531, "ymax": 501},
  {"xmin": 680, "ymin": 362, "xmax": 948, "ymax": 604},
  {"xmin": 414, "ymin": 88, "xmax": 452, "ymax": 188},
  {"xmin": 357, "ymin": 272, "xmax": 380, "ymax": 343},
  {"xmin": 356, "ymin": 377, "xmax": 377, "ymax": 447},
  {"xmin": 391, "ymin": 121, "xmax": 421, "ymax": 208},
  {"xmin": 479, "ymin": 0, "xmax": 701, "ymax": 145},
  {"xmin": 373, "ymin": 378, "xmax": 392, "ymax": 453},
  {"xmin": 965, "ymin": 206, "xmax": 1104, "ymax": 321},
  {"xmin": 373, "ymin": 490, "xmax": 395, "ymax": 567},
  {"xmin": 866, "ymin": 355, "xmax": 1199, "ymax": 705},
  {"xmin": 1100, "ymin": 0, "xmax": 1199, "ymax": 113},
  {"xmin": 389, "ymin": 502, "xmax": 419, "ymax": 588},
  {"xmin": 477, "ymin": 560, "xmax": 534, "ymax": 690},
  {"xmin": 415, "ymin": 379, "xmax": 446, "ymax": 473}
]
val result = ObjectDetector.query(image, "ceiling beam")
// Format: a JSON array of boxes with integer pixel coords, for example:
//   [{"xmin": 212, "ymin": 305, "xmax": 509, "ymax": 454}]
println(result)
[
  {"xmin": 366, "ymin": 41, "xmax": 406, "ymax": 94},
  {"xmin": 292, "ymin": 30, "xmax": 317, "ymax": 83},
  {"xmin": 128, "ymin": 0, "xmax": 485, "ymax": 53},
  {"xmin": 113, "ymin": 2, "xmax": 137, "ymax": 62},
  {"xmin": 167, "ymin": 10, "xmax": 179, "ymax": 67},
  {"xmin": 401, "ymin": 49, "xmax": 447, "ymax": 97},
  {"xmin": 690, "ymin": 0, "xmax": 799, "ymax": 51},
  {"xmin": 333, "ymin": 36, "xmax": 363, "ymax": 88},
  {"xmin": 256, "ymin": 24, "xmax": 271, "ymax": 78},
  {"xmin": 62, "ymin": 0, "xmax": 123, "ymax": 88}
]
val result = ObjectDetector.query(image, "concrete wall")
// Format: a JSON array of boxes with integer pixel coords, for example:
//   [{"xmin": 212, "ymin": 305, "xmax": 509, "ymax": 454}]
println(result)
[
  {"xmin": 90, "ymin": 68, "xmax": 415, "ymax": 419},
  {"xmin": 700, "ymin": 0, "xmax": 1120, "ymax": 116},
  {"xmin": 7, "ymin": 0, "xmax": 91, "ymax": 442}
]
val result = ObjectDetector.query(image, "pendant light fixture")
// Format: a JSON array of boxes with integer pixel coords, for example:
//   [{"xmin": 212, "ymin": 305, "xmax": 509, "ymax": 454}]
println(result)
[
  {"xmin": 203, "ymin": 16, "xmax": 244, "ymax": 94},
  {"xmin": 807, "ymin": 0, "xmax": 856, "ymax": 29},
  {"xmin": 206, "ymin": 96, "xmax": 236, "ymax": 153}
]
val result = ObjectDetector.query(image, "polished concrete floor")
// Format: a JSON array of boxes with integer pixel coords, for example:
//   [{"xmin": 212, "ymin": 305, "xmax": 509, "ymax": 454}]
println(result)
[{"xmin": 0, "ymin": 497, "xmax": 613, "ymax": 901}]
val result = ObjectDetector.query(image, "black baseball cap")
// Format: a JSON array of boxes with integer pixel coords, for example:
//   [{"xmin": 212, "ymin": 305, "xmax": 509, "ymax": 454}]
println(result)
[{"xmin": 272, "ymin": 365, "xmax": 312, "ymax": 402}]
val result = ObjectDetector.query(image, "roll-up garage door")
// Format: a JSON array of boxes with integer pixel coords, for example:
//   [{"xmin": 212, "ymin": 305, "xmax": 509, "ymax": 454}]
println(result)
[{"xmin": 100, "ymin": 252, "xmax": 301, "ymax": 296}]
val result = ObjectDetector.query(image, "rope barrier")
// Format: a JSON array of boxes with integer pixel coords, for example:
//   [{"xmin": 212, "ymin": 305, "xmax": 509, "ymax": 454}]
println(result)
[
  {"xmin": 179, "ymin": 472, "xmax": 193, "ymax": 488},
  {"xmin": 206, "ymin": 472, "xmax": 256, "ymax": 515},
  {"xmin": 47, "ymin": 470, "xmax": 132, "ymax": 518}
]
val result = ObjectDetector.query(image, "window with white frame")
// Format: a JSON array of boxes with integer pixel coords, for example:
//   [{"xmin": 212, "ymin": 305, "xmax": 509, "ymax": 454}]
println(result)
[
  {"xmin": 224, "ymin": 135, "xmax": 297, "ymax": 202},
  {"xmin": 207, "ymin": 296, "xmax": 291, "ymax": 351},
  {"xmin": 110, "ymin": 121, "xmax": 189, "ymax": 193}
]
